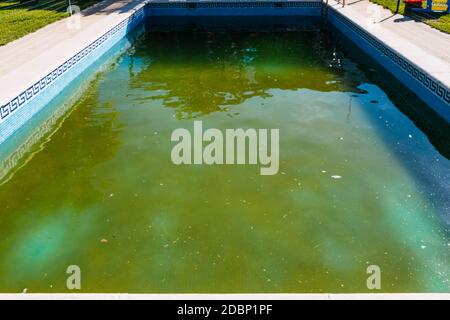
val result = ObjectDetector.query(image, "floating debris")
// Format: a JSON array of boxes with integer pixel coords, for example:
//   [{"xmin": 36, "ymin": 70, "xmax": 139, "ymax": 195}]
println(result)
[
  {"xmin": 331, "ymin": 175, "xmax": 342, "ymax": 179},
  {"xmin": 100, "ymin": 238, "xmax": 108, "ymax": 244}
]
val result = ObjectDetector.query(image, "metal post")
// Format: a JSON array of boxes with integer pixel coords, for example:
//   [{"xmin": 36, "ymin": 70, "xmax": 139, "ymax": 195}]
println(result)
[{"xmin": 395, "ymin": 0, "xmax": 401, "ymax": 13}]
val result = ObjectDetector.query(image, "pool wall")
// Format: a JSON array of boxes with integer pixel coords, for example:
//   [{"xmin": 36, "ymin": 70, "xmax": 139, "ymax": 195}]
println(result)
[
  {"xmin": 0, "ymin": 0, "xmax": 449, "ymax": 147},
  {"xmin": 145, "ymin": 1, "xmax": 322, "ymax": 16}
]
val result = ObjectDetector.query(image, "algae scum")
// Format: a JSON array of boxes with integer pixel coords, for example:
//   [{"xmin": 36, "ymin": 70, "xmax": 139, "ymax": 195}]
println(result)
[{"xmin": 0, "ymin": 29, "xmax": 449, "ymax": 292}]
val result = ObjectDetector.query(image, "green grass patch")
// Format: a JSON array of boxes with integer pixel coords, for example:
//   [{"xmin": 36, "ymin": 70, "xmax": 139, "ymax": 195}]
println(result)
[
  {"xmin": 0, "ymin": 9, "xmax": 67, "ymax": 45},
  {"xmin": 0, "ymin": 0, "xmax": 102, "ymax": 46},
  {"xmin": 426, "ymin": 13, "xmax": 450, "ymax": 33},
  {"xmin": 370, "ymin": 0, "xmax": 450, "ymax": 34}
]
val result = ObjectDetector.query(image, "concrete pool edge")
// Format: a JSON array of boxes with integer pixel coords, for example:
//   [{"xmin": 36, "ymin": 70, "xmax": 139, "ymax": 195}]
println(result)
[{"xmin": 0, "ymin": 0, "xmax": 449, "ymax": 147}]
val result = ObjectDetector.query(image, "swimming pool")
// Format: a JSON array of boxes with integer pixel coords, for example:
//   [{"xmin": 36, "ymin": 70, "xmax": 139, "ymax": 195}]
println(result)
[{"xmin": 0, "ymin": 18, "xmax": 449, "ymax": 293}]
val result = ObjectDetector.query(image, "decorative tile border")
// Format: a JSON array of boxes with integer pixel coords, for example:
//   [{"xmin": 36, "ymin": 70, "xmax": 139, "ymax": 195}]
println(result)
[
  {"xmin": 328, "ymin": 7, "xmax": 450, "ymax": 107},
  {"xmin": 0, "ymin": 6, "xmax": 145, "ymax": 125},
  {"xmin": 147, "ymin": 1, "xmax": 322, "ymax": 8}
]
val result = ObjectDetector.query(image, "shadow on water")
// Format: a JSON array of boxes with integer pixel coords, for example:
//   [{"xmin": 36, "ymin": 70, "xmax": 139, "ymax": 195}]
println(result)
[
  {"xmin": 328, "ymin": 28, "xmax": 450, "ymax": 229},
  {"xmin": 326, "ymin": 30, "xmax": 450, "ymax": 158}
]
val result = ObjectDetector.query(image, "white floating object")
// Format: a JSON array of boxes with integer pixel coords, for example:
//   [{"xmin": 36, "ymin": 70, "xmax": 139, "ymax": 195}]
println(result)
[{"xmin": 331, "ymin": 175, "xmax": 342, "ymax": 179}]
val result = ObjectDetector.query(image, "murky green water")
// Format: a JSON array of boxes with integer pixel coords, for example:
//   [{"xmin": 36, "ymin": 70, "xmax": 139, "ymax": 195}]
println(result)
[{"xmin": 0, "ymin": 28, "xmax": 449, "ymax": 293}]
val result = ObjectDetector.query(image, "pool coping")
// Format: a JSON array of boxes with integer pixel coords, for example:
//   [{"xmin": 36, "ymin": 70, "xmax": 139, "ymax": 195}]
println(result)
[{"xmin": 0, "ymin": 0, "xmax": 449, "ymax": 146}]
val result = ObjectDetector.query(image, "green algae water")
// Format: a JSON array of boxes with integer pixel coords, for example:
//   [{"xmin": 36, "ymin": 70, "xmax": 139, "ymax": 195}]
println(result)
[{"xmin": 0, "ymin": 27, "xmax": 449, "ymax": 293}]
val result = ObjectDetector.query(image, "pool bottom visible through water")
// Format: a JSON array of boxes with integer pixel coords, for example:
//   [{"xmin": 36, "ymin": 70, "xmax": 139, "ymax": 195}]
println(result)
[{"xmin": 0, "ymin": 23, "xmax": 449, "ymax": 293}]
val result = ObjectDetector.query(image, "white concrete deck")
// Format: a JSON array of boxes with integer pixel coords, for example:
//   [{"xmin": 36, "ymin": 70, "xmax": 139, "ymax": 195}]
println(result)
[
  {"xmin": 328, "ymin": 0, "xmax": 450, "ymax": 88},
  {"xmin": 0, "ymin": 0, "xmax": 146, "ymax": 107}
]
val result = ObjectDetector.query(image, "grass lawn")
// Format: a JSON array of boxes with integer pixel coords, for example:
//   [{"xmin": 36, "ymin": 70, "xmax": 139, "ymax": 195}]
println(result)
[
  {"xmin": 370, "ymin": 0, "xmax": 450, "ymax": 34},
  {"xmin": 0, "ymin": 0, "xmax": 102, "ymax": 46},
  {"xmin": 0, "ymin": 0, "xmax": 448, "ymax": 46}
]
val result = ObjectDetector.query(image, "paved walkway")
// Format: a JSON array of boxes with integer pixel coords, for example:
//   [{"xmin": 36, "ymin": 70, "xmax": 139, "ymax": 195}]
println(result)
[
  {"xmin": 0, "ymin": 0, "xmax": 146, "ymax": 107},
  {"xmin": 328, "ymin": 0, "xmax": 450, "ymax": 87}
]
